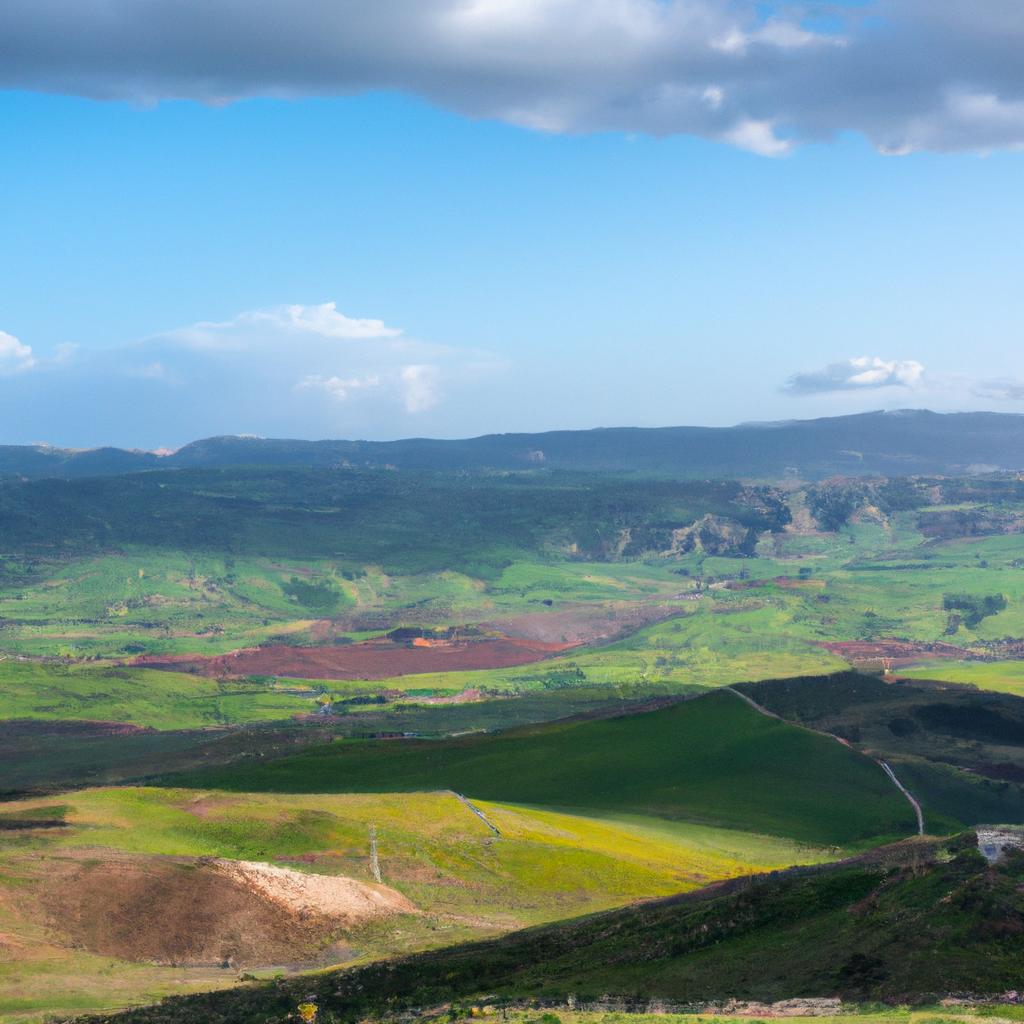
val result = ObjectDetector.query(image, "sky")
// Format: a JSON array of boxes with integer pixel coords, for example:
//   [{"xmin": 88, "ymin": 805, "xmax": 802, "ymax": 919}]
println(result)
[{"xmin": 1, "ymin": 0, "xmax": 1023, "ymax": 449}]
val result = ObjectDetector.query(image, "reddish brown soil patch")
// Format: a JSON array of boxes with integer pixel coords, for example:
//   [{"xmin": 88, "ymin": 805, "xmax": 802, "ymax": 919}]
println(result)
[
  {"xmin": 822, "ymin": 639, "xmax": 976, "ymax": 667},
  {"xmin": 133, "ymin": 635, "xmax": 573, "ymax": 681},
  {"xmin": 482, "ymin": 602, "xmax": 687, "ymax": 647},
  {"xmin": 32, "ymin": 854, "xmax": 415, "ymax": 967}
]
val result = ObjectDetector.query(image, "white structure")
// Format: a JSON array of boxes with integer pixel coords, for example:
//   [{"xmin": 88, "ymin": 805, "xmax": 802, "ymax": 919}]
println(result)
[{"xmin": 977, "ymin": 827, "xmax": 1024, "ymax": 864}]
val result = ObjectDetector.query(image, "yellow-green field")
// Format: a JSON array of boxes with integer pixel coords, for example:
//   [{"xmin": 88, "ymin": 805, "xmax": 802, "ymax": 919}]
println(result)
[
  {"xmin": 899, "ymin": 659, "xmax": 1024, "ymax": 697},
  {"xmin": 0, "ymin": 787, "xmax": 831, "ymax": 1024}
]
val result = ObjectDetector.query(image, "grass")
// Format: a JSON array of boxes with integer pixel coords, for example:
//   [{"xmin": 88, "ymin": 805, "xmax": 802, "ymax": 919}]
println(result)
[
  {"xmin": 496, "ymin": 1013, "xmax": 1024, "ymax": 1024},
  {"xmin": 165, "ymin": 690, "xmax": 919, "ymax": 847},
  {"xmin": 65, "ymin": 837, "xmax": 1024, "ymax": 1023},
  {"xmin": 1, "ymin": 688, "xmax": 714, "ymax": 799},
  {"xmin": 735, "ymin": 671, "xmax": 1024, "ymax": 828},
  {"xmin": 0, "ymin": 661, "xmax": 322, "ymax": 729},
  {"xmin": 0, "ymin": 787, "xmax": 830, "ymax": 1024},
  {"xmin": 899, "ymin": 660, "xmax": 1024, "ymax": 697}
]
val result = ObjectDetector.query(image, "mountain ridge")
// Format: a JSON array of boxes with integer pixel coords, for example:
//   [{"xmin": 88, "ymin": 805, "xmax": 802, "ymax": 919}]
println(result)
[{"xmin": 3, "ymin": 409, "xmax": 1024, "ymax": 479}]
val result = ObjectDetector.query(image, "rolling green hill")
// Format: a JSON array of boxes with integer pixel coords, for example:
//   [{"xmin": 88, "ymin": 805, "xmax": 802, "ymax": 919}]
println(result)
[
  {"xmin": 166, "ymin": 690, "xmax": 919, "ymax": 846},
  {"xmin": 735, "ymin": 672, "xmax": 1024, "ymax": 827},
  {"xmin": 0, "ymin": 787, "xmax": 829, "ymax": 1023},
  {"xmin": 69, "ymin": 835, "xmax": 1024, "ymax": 1024}
]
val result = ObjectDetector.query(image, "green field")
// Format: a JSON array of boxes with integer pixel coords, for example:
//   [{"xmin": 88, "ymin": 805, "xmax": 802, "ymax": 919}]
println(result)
[
  {"xmin": 167, "ymin": 690, "xmax": 920, "ymax": 846},
  {"xmin": 736, "ymin": 672, "xmax": 1024, "ymax": 828},
  {"xmin": 899, "ymin": 660, "xmax": 1024, "ymax": 696},
  {"xmin": 0, "ymin": 661, "xmax": 324, "ymax": 729}
]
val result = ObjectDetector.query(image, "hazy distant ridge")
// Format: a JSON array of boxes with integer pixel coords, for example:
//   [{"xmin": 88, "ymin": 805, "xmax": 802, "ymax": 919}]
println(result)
[{"xmin": 3, "ymin": 410, "xmax": 1023, "ymax": 480}]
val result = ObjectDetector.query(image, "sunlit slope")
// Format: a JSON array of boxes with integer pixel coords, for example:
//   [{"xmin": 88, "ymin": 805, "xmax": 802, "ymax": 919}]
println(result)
[
  {"xmin": 168, "ymin": 690, "xmax": 918, "ymax": 846},
  {"xmin": 0, "ymin": 787, "xmax": 831, "ymax": 1023},
  {"xmin": 70, "ymin": 836, "xmax": 1024, "ymax": 1024},
  {"xmin": 0, "ymin": 788, "xmax": 827, "ymax": 924}
]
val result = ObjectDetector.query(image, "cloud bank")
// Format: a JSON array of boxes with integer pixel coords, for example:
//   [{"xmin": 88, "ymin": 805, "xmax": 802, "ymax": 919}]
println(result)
[
  {"xmin": 0, "ymin": 304, "xmax": 502, "ymax": 446},
  {"xmin": 783, "ymin": 356, "xmax": 926, "ymax": 395},
  {"xmin": 3, "ymin": 1, "xmax": 1024, "ymax": 154}
]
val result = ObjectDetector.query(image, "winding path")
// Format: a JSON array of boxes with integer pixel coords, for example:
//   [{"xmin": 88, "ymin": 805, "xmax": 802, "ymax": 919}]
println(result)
[
  {"xmin": 877, "ymin": 761, "xmax": 925, "ymax": 836},
  {"xmin": 723, "ymin": 687, "xmax": 926, "ymax": 837},
  {"xmin": 453, "ymin": 792, "xmax": 502, "ymax": 837}
]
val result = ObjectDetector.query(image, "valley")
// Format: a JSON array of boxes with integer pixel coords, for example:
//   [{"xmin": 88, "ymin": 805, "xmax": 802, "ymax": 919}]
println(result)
[{"xmin": 2, "ymin": 434, "xmax": 1024, "ymax": 1022}]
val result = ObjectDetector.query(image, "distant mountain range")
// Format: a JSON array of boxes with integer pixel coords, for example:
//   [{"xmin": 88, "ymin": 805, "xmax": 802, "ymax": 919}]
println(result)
[{"xmin": 3, "ymin": 409, "xmax": 1024, "ymax": 480}]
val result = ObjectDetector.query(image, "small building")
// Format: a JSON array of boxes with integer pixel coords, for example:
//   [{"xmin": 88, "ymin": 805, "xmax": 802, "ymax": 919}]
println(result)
[{"xmin": 976, "ymin": 827, "xmax": 1024, "ymax": 864}]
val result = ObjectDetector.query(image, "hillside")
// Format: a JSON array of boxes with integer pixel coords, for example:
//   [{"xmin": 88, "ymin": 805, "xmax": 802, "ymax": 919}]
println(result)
[
  {"xmin": 4, "ymin": 410, "xmax": 1024, "ymax": 480},
  {"xmin": 0, "ymin": 468, "xmax": 786, "ymax": 571},
  {"xmin": 68, "ymin": 835, "xmax": 1024, "ymax": 1023},
  {"xmin": 0, "ymin": 787, "xmax": 829, "ymax": 1022},
  {"xmin": 165, "ymin": 690, "xmax": 919, "ymax": 846},
  {"xmin": 734, "ymin": 672, "xmax": 1024, "ymax": 827}
]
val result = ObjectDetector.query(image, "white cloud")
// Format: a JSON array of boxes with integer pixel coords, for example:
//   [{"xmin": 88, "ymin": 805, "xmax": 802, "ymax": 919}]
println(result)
[
  {"xmin": 247, "ymin": 303, "xmax": 403, "ymax": 340},
  {"xmin": 298, "ymin": 373, "xmax": 382, "ymax": 400},
  {"xmin": 720, "ymin": 118, "xmax": 791, "ymax": 157},
  {"xmin": 784, "ymin": 356, "xmax": 926, "ymax": 395},
  {"xmin": 170, "ymin": 303, "xmax": 403, "ymax": 351},
  {"xmin": 0, "ymin": 304, "xmax": 502, "ymax": 444},
  {"xmin": 400, "ymin": 364, "xmax": 442, "ymax": 413},
  {"xmin": 0, "ymin": 330, "xmax": 35, "ymax": 373},
  {"xmin": 4, "ymin": 1, "xmax": 1024, "ymax": 153}
]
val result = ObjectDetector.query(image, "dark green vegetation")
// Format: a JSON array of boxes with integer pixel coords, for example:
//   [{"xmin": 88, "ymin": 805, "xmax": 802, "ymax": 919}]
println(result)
[
  {"xmin": 0, "ymin": 468, "xmax": 787, "ymax": 572},
  {"xmin": 4, "ymin": 410, "xmax": 1024, "ymax": 479},
  {"xmin": 70, "ymin": 836, "xmax": 1024, "ymax": 1024},
  {"xmin": 165, "ymin": 690, "xmax": 917, "ymax": 846},
  {"xmin": 736, "ymin": 672, "xmax": 1024, "ymax": 827},
  {"xmin": 943, "ymin": 592, "xmax": 1008, "ymax": 631},
  {"xmin": 0, "ymin": 688, "xmax": 660, "ymax": 797}
]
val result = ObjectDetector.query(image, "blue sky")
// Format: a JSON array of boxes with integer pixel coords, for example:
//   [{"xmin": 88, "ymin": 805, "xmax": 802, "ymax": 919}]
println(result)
[{"xmin": 2, "ymin": 1, "xmax": 1023, "ymax": 448}]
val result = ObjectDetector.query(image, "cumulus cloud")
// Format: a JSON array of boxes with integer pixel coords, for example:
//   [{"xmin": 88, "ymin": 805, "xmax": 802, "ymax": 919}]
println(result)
[
  {"xmin": 245, "ymin": 303, "xmax": 402, "ymax": 340},
  {"xmin": 783, "ymin": 356, "xmax": 926, "ymax": 395},
  {"xmin": 3, "ymin": 1, "xmax": 1024, "ymax": 154},
  {"xmin": 0, "ymin": 330, "xmax": 35, "ymax": 373},
  {"xmin": 0, "ymin": 304, "xmax": 503, "ymax": 444}
]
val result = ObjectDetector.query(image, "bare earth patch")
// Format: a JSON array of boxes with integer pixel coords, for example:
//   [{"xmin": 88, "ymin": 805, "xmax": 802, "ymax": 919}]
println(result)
[
  {"xmin": 26, "ymin": 854, "xmax": 417, "ymax": 968},
  {"xmin": 211, "ymin": 859, "xmax": 417, "ymax": 921},
  {"xmin": 132, "ymin": 635, "xmax": 573, "ymax": 680},
  {"xmin": 821, "ymin": 639, "xmax": 976, "ymax": 667}
]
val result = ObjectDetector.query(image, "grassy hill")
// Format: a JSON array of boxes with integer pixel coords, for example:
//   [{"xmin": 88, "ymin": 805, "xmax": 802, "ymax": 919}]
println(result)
[
  {"xmin": 68, "ymin": 835, "xmax": 1024, "ymax": 1023},
  {"xmin": 735, "ymin": 671, "xmax": 1024, "ymax": 827},
  {"xmin": 0, "ymin": 787, "xmax": 827, "ymax": 1023},
  {"xmin": 165, "ymin": 690, "xmax": 919, "ymax": 846}
]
